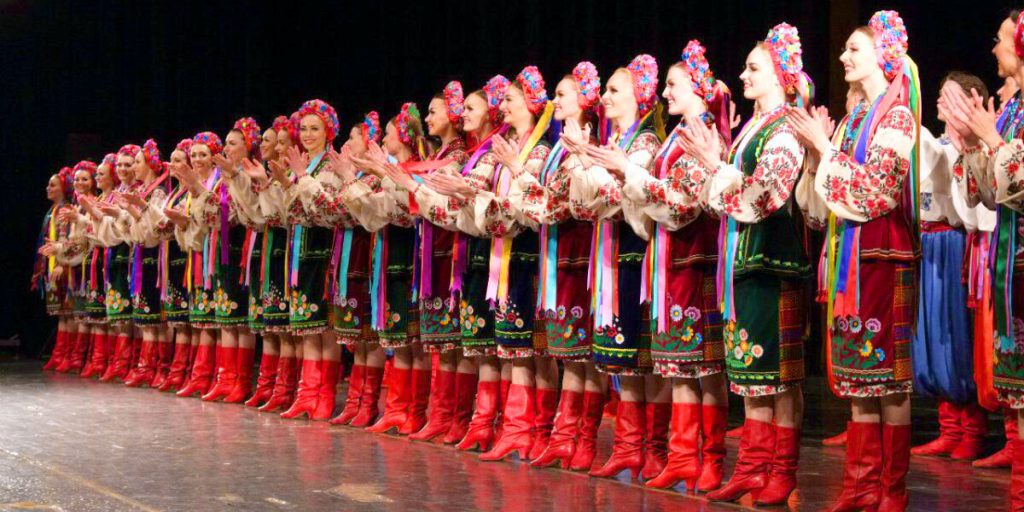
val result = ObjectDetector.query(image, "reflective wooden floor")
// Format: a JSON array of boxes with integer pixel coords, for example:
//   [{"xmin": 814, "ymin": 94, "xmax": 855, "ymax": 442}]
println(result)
[{"xmin": 0, "ymin": 362, "xmax": 1013, "ymax": 511}]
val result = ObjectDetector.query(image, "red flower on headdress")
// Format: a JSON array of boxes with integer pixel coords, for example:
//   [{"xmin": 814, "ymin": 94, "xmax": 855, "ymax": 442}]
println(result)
[
  {"xmin": 444, "ymin": 81, "xmax": 465, "ymax": 127},
  {"xmin": 681, "ymin": 40, "xmax": 716, "ymax": 103},
  {"xmin": 175, "ymin": 138, "xmax": 193, "ymax": 155},
  {"xmin": 627, "ymin": 54, "xmax": 659, "ymax": 116},
  {"xmin": 142, "ymin": 138, "xmax": 161, "ymax": 172},
  {"xmin": 396, "ymin": 102, "xmax": 421, "ymax": 148},
  {"xmin": 572, "ymin": 61, "xmax": 601, "ymax": 111},
  {"xmin": 192, "ymin": 132, "xmax": 224, "ymax": 155},
  {"xmin": 101, "ymin": 153, "xmax": 120, "ymax": 188},
  {"xmin": 516, "ymin": 65, "xmax": 549, "ymax": 116},
  {"xmin": 296, "ymin": 99, "xmax": 340, "ymax": 142},
  {"xmin": 361, "ymin": 111, "xmax": 381, "ymax": 146},
  {"xmin": 232, "ymin": 117, "xmax": 262, "ymax": 158},
  {"xmin": 56, "ymin": 166, "xmax": 75, "ymax": 201},
  {"xmin": 484, "ymin": 75, "xmax": 511, "ymax": 124},
  {"xmin": 118, "ymin": 144, "xmax": 142, "ymax": 160},
  {"xmin": 869, "ymin": 10, "xmax": 908, "ymax": 82},
  {"xmin": 764, "ymin": 23, "xmax": 804, "ymax": 95}
]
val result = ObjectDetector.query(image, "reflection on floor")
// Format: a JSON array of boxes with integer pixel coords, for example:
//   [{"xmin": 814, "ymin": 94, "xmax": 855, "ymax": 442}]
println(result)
[{"xmin": 0, "ymin": 362, "xmax": 1012, "ymax": 511}]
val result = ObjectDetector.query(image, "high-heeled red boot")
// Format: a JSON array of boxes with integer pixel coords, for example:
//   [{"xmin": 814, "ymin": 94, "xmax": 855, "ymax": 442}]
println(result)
[
  {"xmin": 330, "ymin": 364, "xmax": 364, "ymax": 425},
  {"xmin": 456, "ymin": 379, "xmax": 499, "ymax": 451},
  {"xmin": 951, "ymin": 402, "xmax": 988, "ymax": 460},
  {"xmin": 495, "ymin": 377, "xmax": 511, "ymax": 442},
  {"xmin": 443, "ymin": 372, "xmax": 479, "ymax": 444},
  {"xmin": 245, "ymin": 353, "xmax": 280, "ymax": 407},
  {"xmin": 259, "ymin": 356, "xmax": 297, "ymax": 412},
  {"xmin": 604, "ymin": 387, "xmax": 619, "ymax": 418},
  {"xmin": 398, "ymin": 368, "xmax": 432, "ymax": 435},
  {"xmin": 99, "ymin": 333, "xmax": 133, "ymax": 382},
  {"xmin": 123, "ymin": 336, "xmax": 144, "ymax": 383},
  {"xmin": 823, "ymin": 429, "xmax": 848, "ymax": 447},
  {"xmin": 153, "ymin": 341, "xmax": 173, "ymax": 389},
  {"xmin": 569, "ymin": 390, "xmax": 605, "ymax": 471},
  {"xmin": 726, "ymin": 425, "xmax": 744, "ymax": 439},
  {"xmin": 223, "ymin": 347, "xmax": 255, "ymax": 404},
  {"xmin": 281, "ymin": 358, "xmax": 323, "ymax": 419},
  {"xmin": 480, "ymin": 383, "xmax": 536, "ymax": 461},
  {"xmin": 531, "ymin": 389, "xmax": 584, "ymax": 469},
  {"xmin": 43, "ymin": 327, "xmax": 71, "ymax": 371},
  {"xmin": 410, "ymin": 369, "xmax": 457, "ymax": 441},
  {"xmin": 158, "ymin": 342, "xmax": 191, "ymax": 392},
  {"xmin": 526, "ymin": 387, "xmax": 559, "ymax": 460},
  {"xmin": 646, "ymin": 402, "xmax": 701, "ymax": 490},
  {"xmin": 755, "ymin": 424, "xmax": 801, "ymax": 505},
  {"xmin": 312, "ymin": 359, "xmax": 341, "ymax": 420},
  {"xmin": 641, "ymin": 401, "xmax": 671, "ymax": 480},
  {"xmin": 366, "ymin": 366, "xmax": 412, "ymax": 433},
  {"xmin": 697, "ymin": 405, "xmax": 728, "ymax": 492},
  {"xmin": 57, "ymin": 328, "xmax": 89, "ymax": 373},
  {"xmin": 706, "ymin": 419, "xmax": 774, "ymax": 502},
  {"xmin": 176, "ymin": 343, "xmax": 215, "ymax": 397},
  {"xmin": 911, "ymin": 400, "xmax": 961, "ymax": 456},
  {"xmin": 124, "ymin": 340, "xmax": 157, "ymax": 388},
  {"xmin": 828, "ymin": 421, "xmax": 883, "ymax": 512},
  {"xmin": 975, "ymin": 408, "xmax": 1018, "ymax": 468},
  {"xmin": 590, "ymin": 400, "xmax": 646, "ymax": 479},
  {"xmin": 80, "ymin": 332, "xmax": 109, "ymax": 379},
  {"xmin": 1011, "ymin": 438, "xmax": 1024, "ymax": 512},
  {"xmin": 878, "ymin": 423, "xmax": 910, "ymax": 512},
  {"xmin": 350, "ymin": 365, "xmax": 384, "ymax": 427},
  {"xmin": 202, "ymin": 346, "xmax": 238, "ymax": 402}
]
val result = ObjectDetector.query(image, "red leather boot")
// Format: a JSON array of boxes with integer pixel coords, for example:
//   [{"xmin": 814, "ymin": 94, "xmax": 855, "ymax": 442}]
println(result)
[
  {"xmin": 176, "ymin": 343, "xmax": 215, "ymax": 397},
  {"xmin": 43, "ymin": 327, "xmax": 70, "ymax": 371},
  {"xmin": 99, "ymin": 333, "xmax": 133, "ymax": 382},
  {"xmin": 828, "ymin": 421, "xmax": 883, "ymax": 512},
  {"xmin": 158, "ymin": 342, "xmax": 191, "ymax": 392},
  {"xmin": 259, "ymin": 356, "xmax": 297, "ymax": 412},
  {"xmin": 410, "ymin": 369, "xmax": 457, "ymax": 441},
  {"xmin": 646, "ymin": 402, "xmax": 701, "ymax": 490},
  {"xmin": 641, "ymin": 401, "xmax": 671, "ymax": 480},
  {"xmin": 877, "ymin": 423, "xmax": 910, "ymax": 512},
  {"xmin": 569, "ymin": 390, "xmax": 605, "ymax": 471},
  {"xmin": 280, "ymin": 358, "xmax": 323, "ymax": 419},
  {"xmin": 350, "ymin": 365, "xmax": 384, "ymax": 427},
  {"xmin": 480, "ymin": 383, "xmax": 536, "ymax": 461},
  {"xmin": 1011, "ymin": 437, "xmax": 1024, "ymax": 512},
  {"xmin": 366, "ymin": 367, "xmax": 412, "ymax": 433},
  {"xmin": 697, "ymin": 404, "xmax": 728, "ymax": 492},
  {"xmin": 756, "ymin": 424, "xmax": 801, "ymax": 505},
  {"xmin": 80, "ymin": 332, "xmax": 109, "ymax": 379},
  {"xmin": 398, "ymin": 368, "xmax": 432, "ymax": 435},
  {"xmin": 456, "ymin": 379, "xmax": 499, "ymax": 451},
  {"xmin": 911, "ymin": 399, "xmax": 961, "ymax": 456},
  {"xmin": 951, "ymin": 402, "xmax": 988, "ymax": 460},
  {"xmin": 57, "ymin": 328, "xmax": 88, "ymax": 373},
  {"xmin": 124, "ymin": 340, "xmax": 157, "ymax": 388},
  {"xmin": 123, "ymin": 336, "xmax": 143, "ymax": 383},
  {"xmin": 223, "ymin": 347, "xmax": 255, "ymax": 404},
  {"xmin": 495, "ymin": 377, "xmax": 511, "ymax": 442},
  {"xmin": 202, "ymin": 345, "xmax": 238, "ymax": 402},
  {"xmin": 443, "ymin": 372, "xmax": 479, "ymax": 444},
  {"xmin": 150, "ymin": 341, "xmax": 173, "ymax": 389},
  {"xmin": 706, "ymin": 419, "xmax": 775, "ymax": 502},
  {"xmin": 311, "ymin": 359, "xmax": 341, "ymax": 420},
  {"xmin": 589, "ymin": 400, "xmax": 646, "ymax": 479},
  {"xmin": 330, "ymin": 364, "xmax": 364, "ymax": 425},
  {"xmin": 726, "ymin": 425, "xmax": 744, "ymax": 439},
  {"xmin": 245, "ymin": 353, "xmax": 279, "ymax": 407},
  {"xmin": 531, "ymin": 389, "xmax": 584, "ymax": 469},
  {"xmin": 527, "ymin": 387, "xmax": 559, "ymax": 460},
  {"xmin": 975, "ymin": 408, "xmax": 1018, "ymax": 468}
]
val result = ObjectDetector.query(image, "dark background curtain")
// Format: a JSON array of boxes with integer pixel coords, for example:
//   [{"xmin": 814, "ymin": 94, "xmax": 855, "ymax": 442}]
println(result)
[{"xmin": 0, "ymin": 0, "xmax": 1013, "ymax": 361}]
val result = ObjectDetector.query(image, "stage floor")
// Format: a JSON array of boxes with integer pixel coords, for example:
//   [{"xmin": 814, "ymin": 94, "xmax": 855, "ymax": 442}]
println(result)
[{"xmin": 0, "ymin": 361, "xmax": 1012, "ymax": 511}]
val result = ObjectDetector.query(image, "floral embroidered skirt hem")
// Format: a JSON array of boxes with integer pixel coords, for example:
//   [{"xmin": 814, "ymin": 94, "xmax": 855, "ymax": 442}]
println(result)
[
  {"xmin": 994, "ymin": 272, "xmax": 1024, "ymax": 409},
  {"xmin": 420, "ymin": 295, "xmax": 461, "ymax": 353},
  {"xmin": 459, "ymin": 262, "xmax": 496, "ymax": 357},
  {"xmin": 593, "ymin": 261, "xmax": 652, "ymax": 375},
  {"xmin": 651, "ymin": 270, "xmax": 725, "ymax": 379},
  {"xmin": 104, "ymin": 244, "xmax": 133, "ymax": 325},
  {"xmin": 543, "ymin": 258, "xmax": 592, "ymax": 362},
  {"xmin": 162, "ymin": 254, "xmax": 190, "ymax": 326},
  {"xmin": 725, "ymin": 273, "xmax": 806, "ymax": 397},
  {"xmin": 830, "ymin": 260, "xmax": 914, "ymax": 399},
  {"xmin": 374, "ymin": 226, "xmax": 419, "ymax": 349},
  {"xmin": 213, "ymin": 227, "xmax": 251, "ymax": 327},
  {"xmin": 246, "ymin": 237, "xmax": 264, "ymax": 333},
  {"xmin": 131, "ymin": 247, "xmax": 163, "ymax": 325},
  {"xmin": 189, "ymin": 286, "xmax": 218, "ymax": 330},
  {"xmin": 260, "ymin": 227, "xmax": 291, "ymax": 333},
  {"xmin": 288, "ymin": 226, "xmax": 332, "ymax": 336},
  {"xmin": 333, "ymin": 277, "xmax": 373, "ymax": 346},
  {"xmin": 495, "ymin": 255, "xmax": 543, "ymax": 360},
  {"xmin": 45, "ymin": 282, "xmax": 73, "ymax": 317}
]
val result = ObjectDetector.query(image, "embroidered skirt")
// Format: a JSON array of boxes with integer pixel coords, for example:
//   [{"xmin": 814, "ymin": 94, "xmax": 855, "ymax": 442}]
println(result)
[
  {"xmin": 460, "ymin": 236, "xmax": 496, "ymax": 356},
  {"xmin": 246, "ymin": 230, "xmax": 263, "ymax": 332},
  {"xmin": 495, "ymin": 232, "xmax": 542, "ymax": 359},
  {"xmin": 994, "ymin": 270, "xmax": 1024, "ymax": 409},
  {"xmin": 652, "ymin": 271, "xmax": 725, "ymax": 379},
  {"xmin": 289, "ymin": 225, "xmax": 332, "ymax": 335},
  {"xmin": 260, "ymin": 227, "xmax": 291, "ymax": 333},
  {"xmin": 420, "ymin": 228, "xmax": 460, "ymax": 353},
  {"xmin": 593, "ymin": 228, "xmax": 651, "ymax": 375},
  {"xmin": 163, "ymin": 245, "xmax": 190, "ymax": 326},
  {"xmin": 213, "ymin": 225, "xmax": 250, "ymax": 327},
  {"xmin": 104, "ymin": 243, "xmax": 133, "ymax": 325},
  {"xmin": 334, "ymin": 227, "xmax": 375, "ymax": 346},
  {"xmin": 376, "ymin": 226, "xmax": 419, "ymax": 348},
  {"xmin": 542, "ymin": 219, "xmax": 593, "ymax": 362}
]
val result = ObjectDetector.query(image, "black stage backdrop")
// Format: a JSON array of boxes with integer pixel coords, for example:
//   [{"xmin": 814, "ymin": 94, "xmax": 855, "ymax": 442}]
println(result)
[{"xmin": 0, "ymin": 0, "xmax": 1015, "ymax": 358}]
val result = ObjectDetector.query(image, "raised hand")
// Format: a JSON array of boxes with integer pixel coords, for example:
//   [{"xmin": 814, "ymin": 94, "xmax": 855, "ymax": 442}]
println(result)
[
  {"xmin": 491, "ymin": 134, "xmax": 524, "ymax": 176},
  {"xmin": 384, "ymin": 162, "xmax": 416, "ymax": 191},
  {"xmin": 268, "ymin": 159, "xmax": 291, "ymax": 187},
  {"xmin": 122, "ymin": 192, "xmax": 147, "ymax": 208},
  {"xmin": 57, "ymin": 205, "xmax": 78, "ymax": 224},
  {"xmin": 788, "ymin": 106, "xmax": 832, "ymax": 158},
  {"xmin": 287, "ymin": 145, "xmax": 310, "ymax": 179},
  {"xmin": 678, "ymin": 116, "xmax": 723, "ymax": 170},
  {"xmin": 423, "ymin": 173, "xmax": 474, "ymax": 199},
  {"xmin": 98, "ymin": 203, "xmax": 122, "ymax": 218},
  {"xmin": 583, "ymin": 144, "xmax": 630, "ymax": 180},
  {"xmin": 163, "ymin": 207, "xmax": 189, "ymax": 226},
  {"xmin": 37, "ymin": 240, "xmax": 57, "ymax": 257},
  {"xmin": 213, "ymin": 154, "xmax": 236, "ymax": 178}
]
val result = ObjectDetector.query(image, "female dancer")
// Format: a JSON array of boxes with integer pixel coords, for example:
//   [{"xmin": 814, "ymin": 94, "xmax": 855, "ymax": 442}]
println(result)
[
  {"xmin": 36, "ymin": 167, "xmax": 76, "ymax": 370},
  {"xmin": 620, "ymin": 41, "xmax": 732, "ymax": 492},
  {"xmin": 680, "ymin": 23, "xmax": 810, "ymax": 505},
  {"xmin": 572, "ymin": 55, "xmax": 667, "ymax": 480}
]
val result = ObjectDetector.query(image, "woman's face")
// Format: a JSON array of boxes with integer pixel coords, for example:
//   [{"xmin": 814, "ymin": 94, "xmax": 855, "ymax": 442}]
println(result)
[
  {"xmin": 260, "ymin": 128, "xmax": 278, "ymax": 162},
  {"xmin": 96, "ymin": 163, "xmax": 115, "ymax": 191},
  {"xmin": 346, "ymin": 125, "xmax": 367, "ymax": 155},
  {"xmin": 300, "ymin": 114, "xmax": 327, "ymax": 153},
  {"xmin": 499, "ymin": 85, "xmax": 532, "ymax": 127},
  {"xmin": 224, "ymin": 130, "xmax": 248, "ymax": 164},
  {"xmin": 739, "ymin": 45, "xmax": 782, "ymax": 101},
  {"xmin": 840, "ymin": 29, "xmax": 880, "ymax": 84},
  {"xmin": 602, "ymin": 69, "xmax": 638, "ymax": 122},
  {"xmin": 132, "ymin": 151, "xmax": 151, "ymax": 180},
  {"xmin": 116, "ymin": 154, "xmax": 135, "ymax": 184},
  {"xmin": 425, "ymin": 97, "xmax": 451, "ymax": 137},
  {"xmin": 552, "ymin": 77, "xmax": 581, "ymax": 122},
  {"xmin": 169, "ymin": 148, "xmax": 188, "ymax": 173},
  {"xmin": 190, "ymin": 144, "xmax": 213, "ymax": 174},
  {"xmin": 275, "ymin": 129, "xmax": 292, "ymax": 158},
  {"xmin": 994, "ymin": 17, "xmax": 1021, "ymax": 79},
  {"xmin": 47, "ymin": 175, "xmax": 63, "ymax": 202},
  {"xmin": 662, "ymin": 65, "xmax": 700, "ymax": 116},
  {"xmin": 382, "ymin": 121, "xmax": 403, "ymax": 155},
  {"xmin": 462, "ymin": 93, "xmax": 489, "ymax": 134},
  {"xmin": 73, "ymin": 170, "xmax": 94, "ymax": 195}
]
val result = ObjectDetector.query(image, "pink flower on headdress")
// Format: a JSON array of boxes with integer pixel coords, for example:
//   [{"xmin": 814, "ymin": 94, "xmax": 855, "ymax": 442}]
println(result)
[
  {"xmin": 572, "ymin": 61, "xmax": 601, "ymax": 111},
  {"xmin": 396, "ymin": 102, "xmax": 421, "ymax": 148},
  {"xmin": 56, "ymin": 166, "xmax": 74, "ymax": 200},
  {"xmin": 764, "ymin": 23, "xmax": 804, "ymax": 95},
  {"xmin": 118, "ymin": 144, "xmax": 141, "ymax": 160},
  {"xmin": 361, "ymin": 111, "xmax": 381, "ymax": 146},
  {"xmin": 274, "ymin": 114, "xmax": 301, "ymax": 147},
  {"xmin": 681, "ymin": 40, "xmax": 717, "ymax": 103},
  {"xmin": 101, "ymin": 153, "xmax": 120, "ymax": 187},
  {"xmin": 627, "ymin": 54, "xmax": 659, "ymax": 116},
  {"xmin": 192, "ymin": 132, "xmax": 224, "ymax": 155},
  {"xmin": 72, "ymin": 160, "xmax": 98, "ymax": 178},
  {"xmin": 296, "ymin": 99, "xmax": 340, "ymax": 142},
  {"xmin": 444, "ymin": 81, "xmax": 465, "ymax": 126},
  {"xmin": 516, "ymin": 65, "xmax": 549, "ymax": 116},
  {"xmin": 869, "ymin": 11, "xmax": 908, "ymax": 82},
  {"xmin": 142, "ymin": 138, "xmax": 161, "ymax": 172},
  {"xmin": 232, "ymin": 117, "xmax": 262, "ymax": 156},
  {"xmin": 484, "ymin": 75, "xmax": 511, "ymax": 124},
  {"xmin": 175, "ymin": 138, "xmax": 193, "ymax": 155}
]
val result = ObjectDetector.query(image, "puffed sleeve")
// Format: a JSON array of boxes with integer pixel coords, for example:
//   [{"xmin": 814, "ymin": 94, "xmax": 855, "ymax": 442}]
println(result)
[
  {"xmin": 507, "ymin": 152, "xmax": 582, "ymax": 229},
  {"xmin": 622, "ymin": 144, "xmax": 715, "ymax": 232},
  {"xmin": 953, "ymin": 142, "xmax": 999, "ymax": 210},
  {"xmin": 126, "ymin": 188, "xmax": 168, "ymax": 247},
  {"xmin": 291, "ymin": 171, "xmax": 346, "ymax": 227},
  {"xmin": 414, "ymin": 155, "xmax": 497, "ymax": 237},
  {"xmin": 473, "ymin": 144, "xmax": 552, "ymax": 237},
  {"xmin": 227, "ymin": 171, "xmax": 268, "ymax": 228}
]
